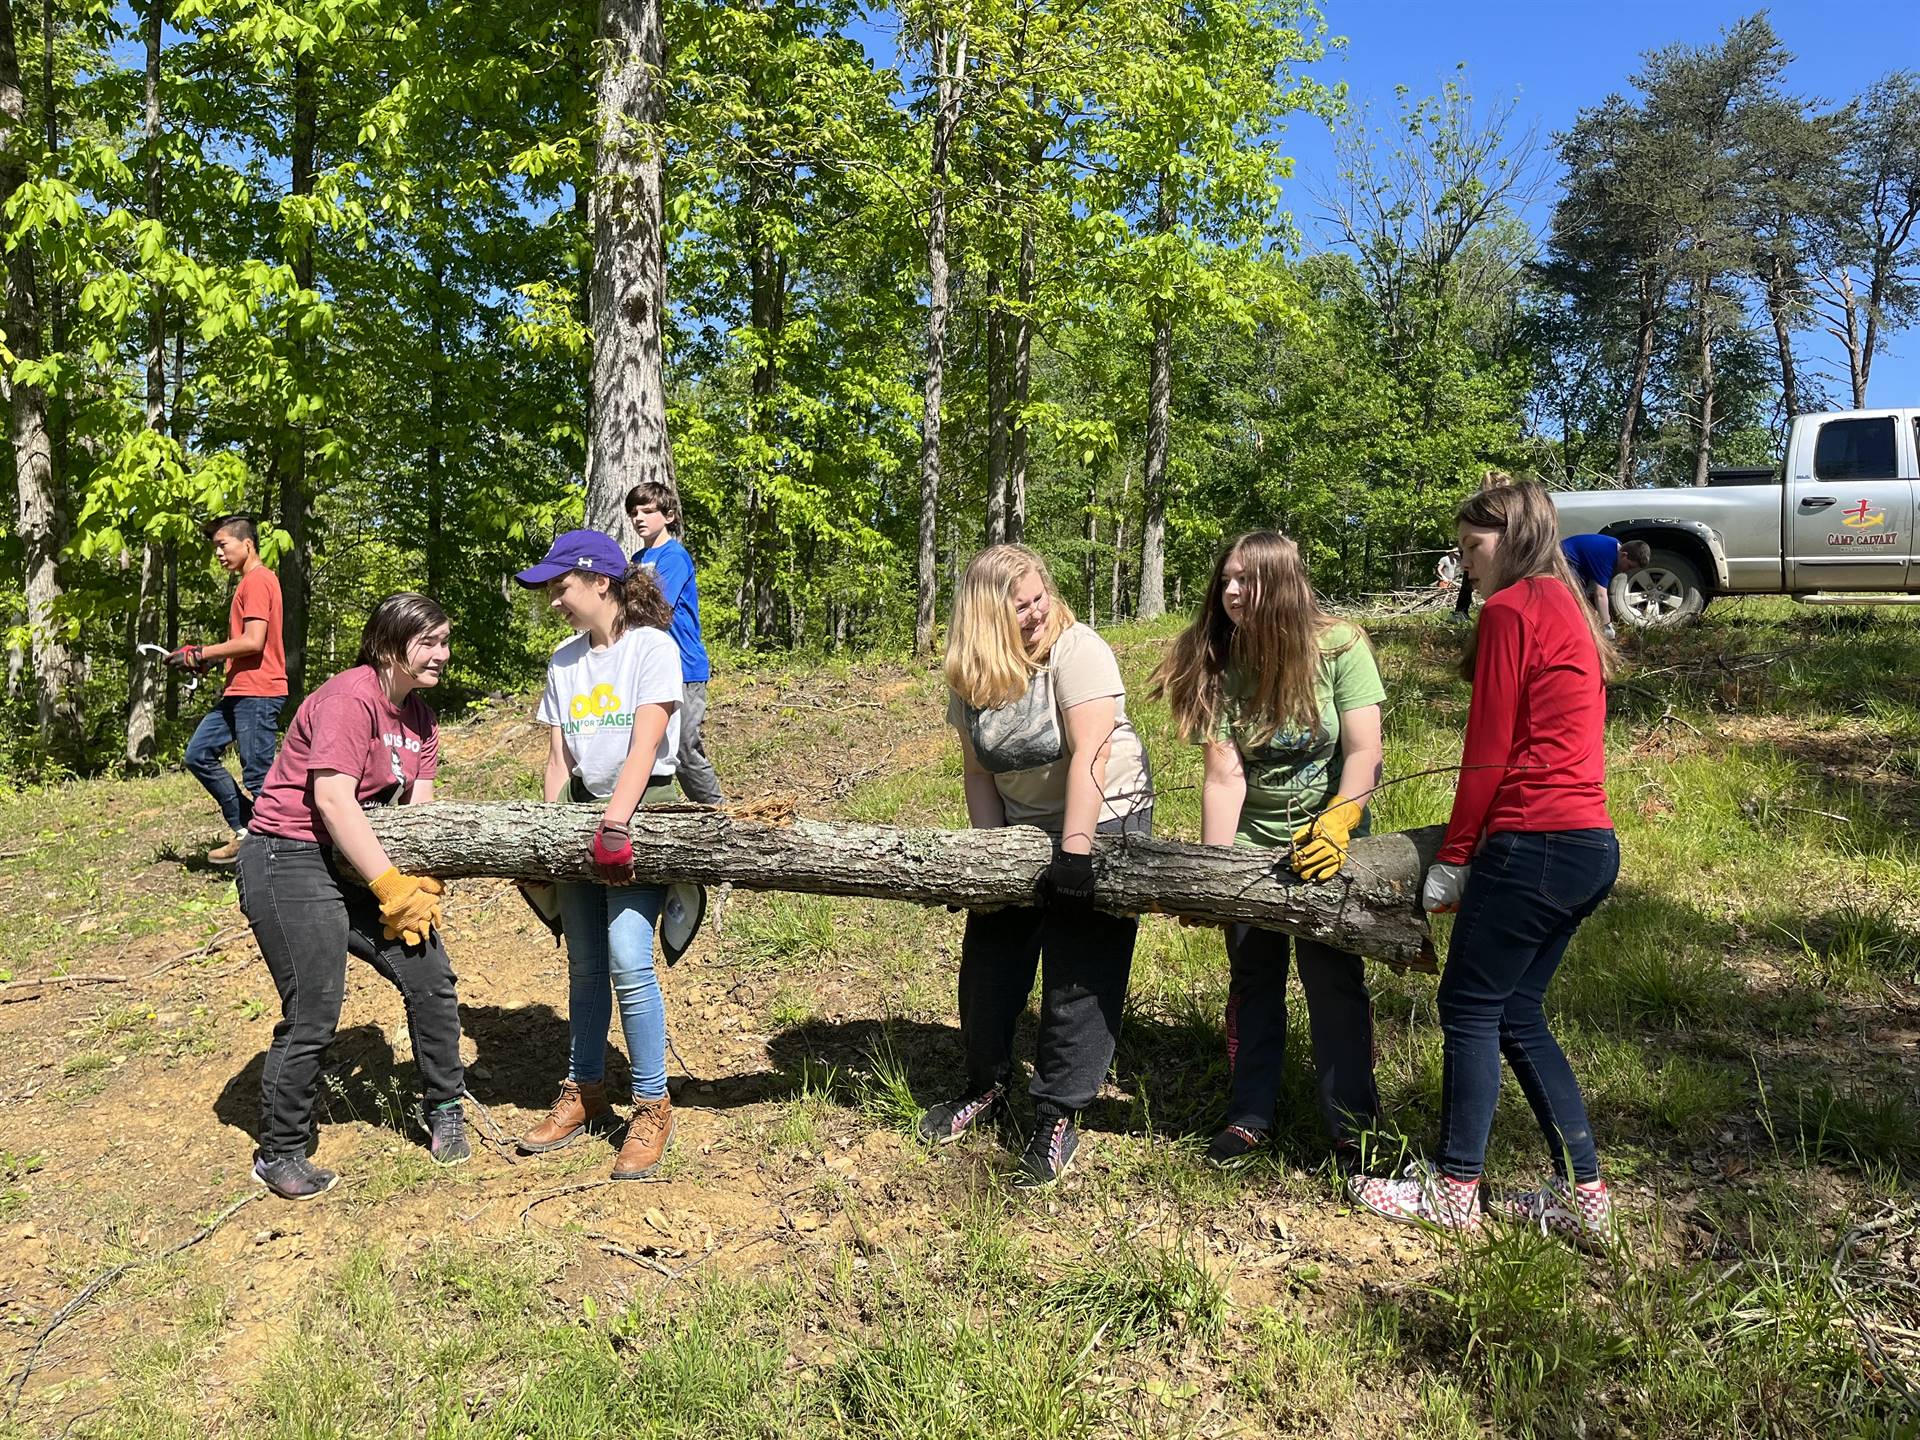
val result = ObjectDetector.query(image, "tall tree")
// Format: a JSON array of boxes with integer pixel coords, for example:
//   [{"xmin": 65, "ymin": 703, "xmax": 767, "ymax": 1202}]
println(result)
[
  {"xmin": 914, "ymin": 17, "xmax": 965, "ymax": 655},
  {"xmin": 0, "ymin": 0, "xmax": 83, "ymax": 762},
  {"xmin": 126, "ymin": 0, "xmax": 168, "ymax": 768},
  {"xmin": 1812, "ymin": 72, "xmax": 1920, "ymax": 407},
  {"xmin": 587, "ymin": 0, "xmax": 674, "ymax": 549}
]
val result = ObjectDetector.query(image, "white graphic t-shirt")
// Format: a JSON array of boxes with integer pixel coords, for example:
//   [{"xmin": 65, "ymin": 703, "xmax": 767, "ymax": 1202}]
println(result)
[{"xmin": 536, "ymin": 626, "xmax": 684, "ymax": 800}]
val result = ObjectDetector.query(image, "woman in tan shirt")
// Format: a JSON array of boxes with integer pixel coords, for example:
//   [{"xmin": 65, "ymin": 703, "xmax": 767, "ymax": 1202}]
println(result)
[{"xmin": 921, "ymin": 545, "xmax": 1153, "ymax": 1187}]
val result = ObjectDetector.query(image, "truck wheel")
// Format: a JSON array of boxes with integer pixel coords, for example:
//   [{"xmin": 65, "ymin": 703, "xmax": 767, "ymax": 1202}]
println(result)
[{"xmin": 1613, "ymin": 549, "xmax": 1707, "ymax": 627}]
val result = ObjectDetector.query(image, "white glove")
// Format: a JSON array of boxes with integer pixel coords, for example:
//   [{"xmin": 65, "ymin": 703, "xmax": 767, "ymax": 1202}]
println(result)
[
  {"xmin": 1422, "ymin": 862, "xmax": 1471, "ymax": 914},
  {"xmin": 1603, "ymin": 623, "xmax": 1617, "ymax": 639}
]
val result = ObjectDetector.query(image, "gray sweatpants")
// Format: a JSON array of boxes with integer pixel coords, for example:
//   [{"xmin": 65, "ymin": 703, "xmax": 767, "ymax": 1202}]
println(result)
[{"xmin": 676, "ymin": 681, "xmax": 725, "ymax": 806}]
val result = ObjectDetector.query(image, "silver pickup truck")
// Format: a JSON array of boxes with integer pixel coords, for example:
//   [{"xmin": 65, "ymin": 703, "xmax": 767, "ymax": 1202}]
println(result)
[{"xmin": 1552, "ymin": 408, "xmax": 1920, "ymax": 626}]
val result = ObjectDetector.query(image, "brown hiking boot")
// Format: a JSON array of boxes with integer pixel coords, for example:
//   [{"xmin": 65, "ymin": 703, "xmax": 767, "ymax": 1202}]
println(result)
[
  {"xmin": 518, "ymin": 1079, "xmax": 610, "ymax": 1154},
  {"xmin": 207, "ymin": 832, "xmax": 244, "ymax": 866},
  {"xmin": 612, "ymin": 1094, "xmax": 673, "ymax": 1180}
]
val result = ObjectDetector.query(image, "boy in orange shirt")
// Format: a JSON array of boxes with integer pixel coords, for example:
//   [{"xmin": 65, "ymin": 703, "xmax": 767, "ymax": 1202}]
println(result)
[{"xmin": 170, "ymin": 516, "xmax": 288, "ymax": 864}]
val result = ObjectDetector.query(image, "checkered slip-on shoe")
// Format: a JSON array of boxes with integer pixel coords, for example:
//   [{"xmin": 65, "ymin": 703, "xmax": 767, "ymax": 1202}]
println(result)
[
  {"xmin": 1347, "ymin": 1159, "xmax": 1483, "ymax": 1234},
  {"xmin": 1494, "ymin": 1175, "xmax": 1616, "ymax": 1249}
]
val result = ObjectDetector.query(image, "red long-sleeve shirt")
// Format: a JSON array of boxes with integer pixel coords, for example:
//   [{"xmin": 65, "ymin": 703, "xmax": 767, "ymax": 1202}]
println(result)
[{"xmin": 1437, "ymin": 576, "xmax": 1612, "ymax": 865}]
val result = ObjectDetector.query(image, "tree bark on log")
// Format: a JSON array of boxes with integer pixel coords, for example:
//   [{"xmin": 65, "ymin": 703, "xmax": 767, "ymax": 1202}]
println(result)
[{"xmin": 367, "ymin": 804, "xmax": 1443, "ymax": 971}]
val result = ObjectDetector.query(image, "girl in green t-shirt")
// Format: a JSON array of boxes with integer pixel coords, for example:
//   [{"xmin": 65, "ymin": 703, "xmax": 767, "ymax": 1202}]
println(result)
[{"xmin": 1152, "ymin": 531, "xmax": 1386, "ymax": 1169}]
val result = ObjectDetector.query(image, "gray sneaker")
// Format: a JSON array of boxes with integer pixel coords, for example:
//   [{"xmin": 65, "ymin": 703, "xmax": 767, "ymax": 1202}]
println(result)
[
  {"xmin": 252, "ymin": 1153, "xmax": 339, "ymax": 1201},
  {"xmin": 428, "ymin": 1103, "xmax": 471, "ymax": 1165}
]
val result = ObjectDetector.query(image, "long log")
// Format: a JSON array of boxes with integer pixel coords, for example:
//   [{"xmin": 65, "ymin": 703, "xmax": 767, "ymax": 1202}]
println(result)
[{"xmin": 368, "ymin": 804, "xmax": 1445, "ymax": 971}]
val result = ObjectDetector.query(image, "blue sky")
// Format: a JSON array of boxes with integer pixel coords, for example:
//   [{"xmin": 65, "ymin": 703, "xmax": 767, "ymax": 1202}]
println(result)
[{"xmin": 1279, "ymin": 0, "xmax": 1920, "ymax": 409}]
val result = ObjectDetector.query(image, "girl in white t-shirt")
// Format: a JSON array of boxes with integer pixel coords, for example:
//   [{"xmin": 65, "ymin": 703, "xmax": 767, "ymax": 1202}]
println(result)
[{"xmin": 512, "ymin": 529, "xmax": 684, "ymax": 1180}]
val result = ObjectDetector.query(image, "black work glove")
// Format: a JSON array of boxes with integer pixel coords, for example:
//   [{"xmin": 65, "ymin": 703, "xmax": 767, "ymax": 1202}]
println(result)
[{"xmin": 1041, "ymin": 849, "xmax": 1097, "ymax": 913}]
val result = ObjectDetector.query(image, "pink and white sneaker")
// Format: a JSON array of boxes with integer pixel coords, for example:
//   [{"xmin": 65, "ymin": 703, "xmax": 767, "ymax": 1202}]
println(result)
[
  {"xmin": 1495, "ymin": 1175, "xmax": 1616, "ymax": 1248},
  {"xmin": 1347, "ymin": 1160, "xmax": 1483, "ymax": 1234}
]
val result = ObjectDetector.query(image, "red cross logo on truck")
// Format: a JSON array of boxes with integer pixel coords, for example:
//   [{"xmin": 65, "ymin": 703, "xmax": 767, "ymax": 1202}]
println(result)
[{"xmin": 1841, "ymin": 499, "xmax": 1887, "ymax": 530}]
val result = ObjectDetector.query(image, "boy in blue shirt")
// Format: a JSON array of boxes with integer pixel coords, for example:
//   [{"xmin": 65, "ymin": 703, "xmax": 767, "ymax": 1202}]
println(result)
[
  {"xmin": 626, "ymin": 481, "xmax": 726, "ymax": 804},
  {"xmin": 1560, "ymin": 534, "xmax": 1650, "ymax": 636}
]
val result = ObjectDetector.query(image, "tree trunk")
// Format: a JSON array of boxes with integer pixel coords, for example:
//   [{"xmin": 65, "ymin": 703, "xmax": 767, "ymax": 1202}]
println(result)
[
  {"xmin": 369, "ymin": 803, "xmax": 1442, "ymax": 971},
  {"xmin": 1082, "ymin": 473, "xmax": 1098, "ymax": 625},
  {"xmin": 280, "ymin": 53, "xmax": 316, "ymax": 700},
  {"xmin": 424, "ymin": 252, "xmax": 447, "ymax": 600},
  {"xmin": 1135, "ymin": 178, "xmax": 1172, "ymax": 621},
  {"xmin": 984, "ymin": 270, "xmax": 1008, "ymax": 545},
  {"xmin": 1690, "ymin": 273, "xmax": 1714, "ymax": 489},
  {"xmin": 742, "ymin": 160, "xmax": 786, "ymax": 643},
  {"xmin": 1764, "ymin": 250, "xmax": 1800, "ymax": 419},
  {"xmin": 127, "ymin": 0, "xmax": 167, "ymax": 770},
  {"xmin": 1008, "ymin": 193, "xmax": 1034, "ymax": 545},
  {"xmin": 0, "ymin": 0, "xmax": 82, "ymax": 763},
  {"xmin": 1110, "ymin": 466, "xmax": 1129, "ymax": 621},
  {"xmin": 1839, "ymin": 267, "xmax": 1866, "ymax": 409},
  {"xmin": 586, "ymin": 0, "xmax": 674, "ymax": 552},
  {"xmin": 1614, "ymin": 263, "xmax": 1659, "ymax": 488},
  {"xmin": 916, "ymin": 26, "xmax": 964, "ymax": 655}
]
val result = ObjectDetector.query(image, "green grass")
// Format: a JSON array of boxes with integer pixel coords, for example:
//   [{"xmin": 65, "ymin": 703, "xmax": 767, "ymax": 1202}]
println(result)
[{"xmin": 11, "ymin": 597, "xmax": 1920, "ymax": 1438}]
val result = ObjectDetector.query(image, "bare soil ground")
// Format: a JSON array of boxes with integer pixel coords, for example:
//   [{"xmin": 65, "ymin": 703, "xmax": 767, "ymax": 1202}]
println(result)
[{"xmin": 0, "ymin": 614, "xmax": 1915, "ymax": 1436}]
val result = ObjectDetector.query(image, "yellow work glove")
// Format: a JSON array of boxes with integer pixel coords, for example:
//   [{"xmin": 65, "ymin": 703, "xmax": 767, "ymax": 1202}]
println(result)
[
  {"xmin": 369, "ymin": 868, "xmax": 444, "ymax": 946},
  {"xmin": 1289, "ymin": 796, "xmax": 1364, "ymax": 882}
]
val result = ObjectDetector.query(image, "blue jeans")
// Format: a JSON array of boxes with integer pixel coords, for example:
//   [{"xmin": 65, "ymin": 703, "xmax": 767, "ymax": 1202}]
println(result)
[
  {"xmin": 1435, "ymin": 828, "xmax": 1619, "ymax": 1183},
  {"xmin": 185, "ymin": 695, "xmax": 284, "ymax": 832},
  {"xmin": 557, "ymin": 882, "xmax": 667, "ymax": 1100}
]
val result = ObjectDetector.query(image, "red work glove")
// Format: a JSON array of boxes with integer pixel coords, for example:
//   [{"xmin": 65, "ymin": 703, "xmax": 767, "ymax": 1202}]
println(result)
[
  {"xmin": 165, "ymin": 643, "xmax": 206, "ymax": 672},
  {"xmin": 590, "ymin": 819, "xmax": 634, "ymax": 885}
]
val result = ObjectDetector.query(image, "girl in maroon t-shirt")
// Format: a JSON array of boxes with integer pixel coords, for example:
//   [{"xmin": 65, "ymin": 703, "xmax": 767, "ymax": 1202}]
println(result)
[
  {"xmin": 1350, "ymin": 482, "xmax": 1623, "ymax": 1245},
  {"xmin": 236, "ymin": 594, "xmax": 468, "ymax": 1201}
]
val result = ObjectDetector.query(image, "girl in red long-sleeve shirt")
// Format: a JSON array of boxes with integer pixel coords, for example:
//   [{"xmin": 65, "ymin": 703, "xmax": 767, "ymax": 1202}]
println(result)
[{"xmin": 1350, "ymin": 481, "xmax": 1623, "ymax": 1244}]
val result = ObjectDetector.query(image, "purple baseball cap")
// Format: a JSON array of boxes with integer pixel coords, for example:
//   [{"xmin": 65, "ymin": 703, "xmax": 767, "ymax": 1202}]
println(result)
[{"xmin": 514, "ymin": 528, "xmax": 628, "ymax": 586}]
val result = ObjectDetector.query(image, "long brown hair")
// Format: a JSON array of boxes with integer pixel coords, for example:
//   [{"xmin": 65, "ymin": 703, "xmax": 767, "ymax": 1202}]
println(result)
[
  {"xmin": 945, "ymin": 544, "xmax": 1077, "ymax": 709},
  {"xmin": 609, "ymin": 563, "xmax": 671, "ymax": 639},
  {"xmin": 1456, "ymin": 481, "xmax": 1619, "ymax": 679},
  {"xmin": 1151, "ymin": 532, "xmax": 1360, "ymax": 747}
]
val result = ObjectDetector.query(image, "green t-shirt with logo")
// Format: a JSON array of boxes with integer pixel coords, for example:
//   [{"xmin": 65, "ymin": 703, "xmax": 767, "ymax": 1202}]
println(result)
[{"xmin": 1211, "ymin": 622, "xmax": 1386, "ymax": 849}]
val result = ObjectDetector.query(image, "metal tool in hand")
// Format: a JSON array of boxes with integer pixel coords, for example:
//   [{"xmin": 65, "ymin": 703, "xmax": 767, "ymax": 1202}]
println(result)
[{"xmin": 138, "ymin": 642, "xmax": 203, "ymax": 696}]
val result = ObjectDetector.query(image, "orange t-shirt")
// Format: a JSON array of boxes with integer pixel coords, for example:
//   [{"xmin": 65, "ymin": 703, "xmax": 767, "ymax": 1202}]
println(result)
[{"xmin": 226, "ymin": 565, "xmax": 287, "ymax": 697}]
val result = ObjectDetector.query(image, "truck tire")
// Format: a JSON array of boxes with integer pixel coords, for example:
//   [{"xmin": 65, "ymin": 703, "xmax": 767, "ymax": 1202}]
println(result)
[{"xmin": 1613, "ymin": 548, "xmax": 1707, "ymax": 627}]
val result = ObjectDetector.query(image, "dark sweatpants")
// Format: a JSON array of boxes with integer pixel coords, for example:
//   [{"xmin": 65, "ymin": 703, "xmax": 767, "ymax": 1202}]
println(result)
[
  {"xmin": 957, "ymin": 809, "xmax": 1150, "ymax": 1117},
  {"xmin": 237, "ymin": 834, "xmax": 465, "ymax": 1158},
  {"xmin": 1223, "ymin": 924, "xmax": 1379, "ymax": 1144}
]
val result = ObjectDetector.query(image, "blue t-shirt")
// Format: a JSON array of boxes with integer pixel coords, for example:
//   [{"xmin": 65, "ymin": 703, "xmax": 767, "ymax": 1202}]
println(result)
[
  {"xmin": 1561, "ymin": 534, "xmax": 1619, "ymax": 592},
  {"xmin": 633, "ymin": 537, "xmax": 712, "ymax": 683}
]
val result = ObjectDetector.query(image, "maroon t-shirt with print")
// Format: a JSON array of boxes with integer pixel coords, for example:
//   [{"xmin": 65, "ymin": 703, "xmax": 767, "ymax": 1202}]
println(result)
[{"xmin": 249, "ymin": 665, "xmax": 439, "ymax": 845}]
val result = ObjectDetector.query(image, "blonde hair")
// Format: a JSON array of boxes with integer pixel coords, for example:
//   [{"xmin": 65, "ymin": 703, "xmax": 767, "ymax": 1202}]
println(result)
[
  {"xmin": 1151, "ymin": 532, "xmax": 1360, "ymax": 746},
  {"xmin": 945, "ymin": 545, "xmax": 1077, "ymax": 709},
  {"xmin": 1456, "ymin": 481, "xmax": 1619, "ymax": 680}
]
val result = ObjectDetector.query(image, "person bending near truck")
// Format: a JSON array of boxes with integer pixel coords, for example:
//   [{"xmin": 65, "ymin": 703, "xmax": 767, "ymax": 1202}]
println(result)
[
  {"xmin": 1349, "ymin": 482, "xmax": 1621, "ymax": 1244},
  {"xmin": 170, "ymin": 516, "xmax": 287, "ymax": 866},
  {"xmin": 1560, "ymin": 534, "xmax": 1650, "ymax": 638},
  {"xmin": 626, "ymin": 481, "xmax": 725, "ymax": 806}
]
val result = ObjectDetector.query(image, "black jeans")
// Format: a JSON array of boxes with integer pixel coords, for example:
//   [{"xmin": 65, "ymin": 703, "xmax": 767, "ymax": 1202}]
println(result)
[
  {"xmin": 237, "ymin": 834, "xmax": 465, "ymax": 1158},
  {"xmin": 1223, "ymin": 926, "xmax": 1378, "ymax": 1144},
  {"xmin": 957, "ymin": 809, "xmax": 1151, "ymax": 1117},
  {"xmin": 1436, "ymin": 828, "xmax": 1619, "ymax": 1183}
]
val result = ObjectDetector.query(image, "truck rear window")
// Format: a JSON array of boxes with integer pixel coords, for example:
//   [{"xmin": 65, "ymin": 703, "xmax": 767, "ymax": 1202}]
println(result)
[{"xmin": 1813, "ymin": 417, "xmax": 1897, "ymax": 480}]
